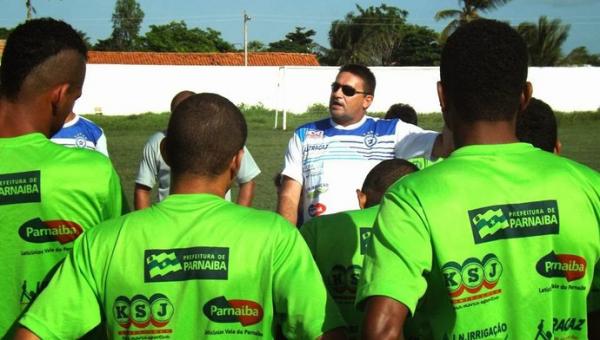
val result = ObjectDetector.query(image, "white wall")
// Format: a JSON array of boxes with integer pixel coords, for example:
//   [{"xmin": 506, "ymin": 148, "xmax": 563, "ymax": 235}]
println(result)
[{"xmin": 75, "ymin": 65, "xmax": 600, "ymax": 115}]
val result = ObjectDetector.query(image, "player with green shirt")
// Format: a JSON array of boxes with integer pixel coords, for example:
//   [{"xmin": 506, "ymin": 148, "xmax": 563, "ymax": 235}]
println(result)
[
  {"xmin": 301, "ymin": 159, "xmax": 418, "ymax": 338},
  {"xmin": 16, "ymin": 93, "xmax": 346, "ymax": 340},
  {"xmin": 0, "ymin": 19, "xmax": 125, "ymax": 337},
  {"xmin": 357, "ymin": 20, "xmax": 600, "ymax": 339}
]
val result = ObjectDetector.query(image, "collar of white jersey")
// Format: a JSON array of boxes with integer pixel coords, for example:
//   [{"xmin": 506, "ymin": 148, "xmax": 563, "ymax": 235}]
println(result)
[
  {"xmin": 329, "ymin": 115, "xmax": 368, "ymax": 130},
  {"xmin": 62, "ymin": 113, "xmax": 81, "ymax": 128}
]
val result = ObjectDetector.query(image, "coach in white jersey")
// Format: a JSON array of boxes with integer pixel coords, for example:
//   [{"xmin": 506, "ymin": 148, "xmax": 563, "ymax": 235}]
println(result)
[
  {"xmin": 278, "ymin": 64, "xmax": 451, "ymax": 225},
  {"xmin": 51, "ymin": 111, "xmax": 109, "ymax": 157}
]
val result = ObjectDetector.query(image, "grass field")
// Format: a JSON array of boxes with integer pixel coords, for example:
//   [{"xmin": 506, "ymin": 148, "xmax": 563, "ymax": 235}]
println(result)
[{"xmin": 90, "ymin": 108, "xmax": 600, "ymax": 211}]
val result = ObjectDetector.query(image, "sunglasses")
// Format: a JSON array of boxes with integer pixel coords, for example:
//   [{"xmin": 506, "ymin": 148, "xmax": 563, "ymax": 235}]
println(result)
[{"xmin": 331, "ymin": 82, "xmax": 369, "ymax": 97}]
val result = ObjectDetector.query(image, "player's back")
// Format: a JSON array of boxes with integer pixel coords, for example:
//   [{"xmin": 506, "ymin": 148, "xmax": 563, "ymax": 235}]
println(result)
[
  {"xmin": 387, "ymin": 142, "xmax": 600, "ymax": 338},
  {"xmin": 38, "ymin": 194, "xmax": 340, "ymax": 339},
  {"xmin": 0, "ymin": 132, "xmax": 123, "ymax": 335}
]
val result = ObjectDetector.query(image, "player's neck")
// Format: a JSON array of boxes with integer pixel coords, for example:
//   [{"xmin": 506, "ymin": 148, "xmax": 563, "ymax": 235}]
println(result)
[
  {"xmin": 170, "ymin": 172, "xmax": 232, "ymax": 198},
  {"xmin": 0, "ymin": 97, "xmax": 51, "ymax": 138},
  {"xmin": 453, "ymin": 120, "xmax": 519, "ymax": 148}
]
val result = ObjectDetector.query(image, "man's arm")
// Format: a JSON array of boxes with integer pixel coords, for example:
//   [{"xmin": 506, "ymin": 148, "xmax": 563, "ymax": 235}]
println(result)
[
  {"xmin": 134, "ymin": 183, "xmax": 152, "ymax": 210},
  {"xmin": 236, "ymin": 180, "xmax": 256, "ymax": 207},
  {"xmin": 277, "ymin": 176, "xmax": 302, "ymax": 225},
  {"xmin": 362, "ymin": 296, "xmax": 409, "ymax": 340},
  {"xmin": 14, "ymin": 327, "xmax": 39, "ymax": 340}
]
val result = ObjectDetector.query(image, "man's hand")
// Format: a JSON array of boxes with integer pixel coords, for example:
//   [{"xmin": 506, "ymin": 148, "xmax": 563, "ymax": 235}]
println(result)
[
  {"xmin": 277, "ymin": 176, "xmax": 302, "ymax": 225},
  {"xmin": 362, "ymin": 296, "xmax": 409, "ymax": 340},
  {"xmin": 133, "ymin": 183, "xmax": 152, "ymax": 210},
  {"xmin": 236, "ymin": 180, "xmax": 256, "ymax": 207}
]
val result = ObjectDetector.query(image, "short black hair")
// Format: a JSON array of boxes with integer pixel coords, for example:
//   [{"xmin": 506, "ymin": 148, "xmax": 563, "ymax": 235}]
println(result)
[
  {"xmin": 339, "ymin": 64, "xmax": 376, "ymax": 96},
  {"xmin": 165, "ymin": 93, "xmax": 247, "ymax": 176},
  {"xmin": 362, "ymin": 159, "xmax": 418, "ymax": 207},
  {"xmin": 0, "ymin": 18, "xmax": 88, "ymax": 99},
  {"xmin": 170, "ymin": 90, "xmax": 196, "ymax": 113},
  {"xmin": 385, "ymin": 103, "xmax": 418, "ymax": 125},
  {"xmin": 516, "ymin": 98, "xmax": 557, "ymax": 152},
  {"xmin": 440, "ymin": 19, "xmax": 528, "ymax": 122}
]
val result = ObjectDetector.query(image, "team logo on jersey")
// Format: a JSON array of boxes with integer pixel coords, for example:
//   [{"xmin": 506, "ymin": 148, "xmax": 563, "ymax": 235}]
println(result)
[
  {"xmin": 308, "ymin": 203, "xmax": 326, "ymax": 217},
  {"xmin": 145, "ymin": 247, "xmax": 229, "ymax": 282},
  {"xmin": 330, "ymin": 265, "xmax": 362, "ymax": 298},
  {"xmin": 359, "ymin": 228, "xmax": 372, "ymax": 255},
  {"xmin": 18, "ymin": 218, "xmax": 83, "ymax": 244},
  {"xmin": 536, "ymin": 251, "xmax": 586, "ymax": 282},
  {"xmin": 306, "ymin": 130, "xmax": 324, "ymax": 140},
  {"xmin": 113, "ymin": 294, "xmax": 174, "ymax": 335},
  {"xmin": 0, "ymin": 171, "xmax": 40, "ymax": 205},
  {"xmin": 203, "ymin": 296, "xmax": 264, "ymax": 326},
  {"xmin": 535, "ymin": 318, "xmax": 585, "ymax": 339},
  {"xmin": 441, "ymin": 253, "xmax": 503, "ymax": 306},
  {"xmin": 74, "ymin": 133, "xmax": 88, "ymax": 148},
  {"xmin": 363, "ymin": 132, "xmax": 378, "ymax": 148},
  {"xmin": 469, "ymin": 200, "xmax": 559, "ymax": 244}
]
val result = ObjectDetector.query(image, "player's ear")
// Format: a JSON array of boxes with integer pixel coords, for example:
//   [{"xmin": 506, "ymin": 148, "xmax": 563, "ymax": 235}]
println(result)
[
  {"xmin": 356, "ymin": 189, "xmax": 367, "ymax": 210},
  {"xmin": 160, "ymin": 138, "xmax": 170, "ymax": 166},
  {"xmin": 437, "ymin": 81, "xmax": 453, "ymax": 132},
  {"xmin": 519, "ymin": 81, "xmax": 533, "ymax": 113},
  {"xmin": 229, "ymin": 148, "xmax": 244, "ymax": 180},
  {"xmin": 554, "ymin": 139, "xmax": 562, "ymax": 155}
]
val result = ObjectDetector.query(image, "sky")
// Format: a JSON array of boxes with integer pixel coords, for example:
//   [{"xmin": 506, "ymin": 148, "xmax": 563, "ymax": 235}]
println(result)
[{"xmin": 1, "ymin": 0, "xmax": 599, "ymax": 53}]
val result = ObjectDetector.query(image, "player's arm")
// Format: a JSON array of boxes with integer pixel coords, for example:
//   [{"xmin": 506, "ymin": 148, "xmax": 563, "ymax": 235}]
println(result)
[
  {"xmin": 236, "ymin": 180, "xmax": 256, "ymax": 207},
  {"xmin": 14, "ymin": 327, "xmax": 39, "ymax": 340},
  {"xmin": 134, "ymin": 183, "xmax": 152, "ymax": 210},
  {"xmin": 362, "ymin": 296, "xmax": 409, "ymax": 340},
  {"xmin": 277, "ymin": 176, "xmax": 302, "ymax": 225}
]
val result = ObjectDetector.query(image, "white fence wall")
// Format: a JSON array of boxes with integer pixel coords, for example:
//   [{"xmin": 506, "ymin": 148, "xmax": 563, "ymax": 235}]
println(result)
[{"xmin": 75, "ymin": 65, "xmax": 600, "ymax": 115}]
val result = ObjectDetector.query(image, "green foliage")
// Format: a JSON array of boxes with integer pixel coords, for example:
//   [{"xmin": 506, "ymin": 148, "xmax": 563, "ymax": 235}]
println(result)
[
  {"xmin": 435, "ymin": 0, "xmax": 511, "ymax": 41},
  {"xmin": 247, "ymin": 40, "xmax": 266, "ymax": 52},
  {"xmin": 560, "ymin": 46, "xmax": 600, "ymax": 66},
  {"xmin": 268, "ymin": 27, "xmax": 319, "ymax": 53},
  {"xmin": 328, "ymin": 4, "xmax": 408, "ymax": 65},
  {"xmin": 0, "ymin": 27, "xmax": 13, "ymax": 39},
  {"xmin": 517, "ymin": 16, "xmax": 570, "ymax": 66},
  {"xmin": 95, "ymin": 0, "xmax": 144, "ymax": 51},
  {"xmin": 306, "ymin": 103, "xmax": 329, "ymax": 115},
  {"xmin": 392, "ymin": 24, "xmax": 441, "ymax": 66},
  {"xmin": 138, "ymin": 21, "xmax": 233, "ymax": 52}
]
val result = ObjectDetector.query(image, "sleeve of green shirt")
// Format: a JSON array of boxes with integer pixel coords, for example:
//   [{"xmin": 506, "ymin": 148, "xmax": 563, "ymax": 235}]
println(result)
[
  {"xmin": 107, "ymin": 165, "xmax": 129, "ymax": 216},
  {"xmin": 273, "ymin": 220, "xmax": 346, "ymax": 339},
  {"xmin": 356, "ymin": 183, "xmax": 432, "ymax": 315},
  {"xmin": 19, "ymin": 231, "xmax": 104, "ymax": 339}
]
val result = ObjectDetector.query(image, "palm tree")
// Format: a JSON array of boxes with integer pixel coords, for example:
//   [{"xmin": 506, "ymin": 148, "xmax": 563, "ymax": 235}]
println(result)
[
  {"xmin": 516, "ymin": 16, "xmax": 570, "ymax": 66},
  {"xmin": 435, "ymin": 0, "xmax": 511, "ymax": 41},
  {"xmin": 25, "ymin": 0, "xmax": 36, "ymax": 20}
]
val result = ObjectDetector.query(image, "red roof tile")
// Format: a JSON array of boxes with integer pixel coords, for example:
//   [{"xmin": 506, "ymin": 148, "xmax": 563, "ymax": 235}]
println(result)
[{"xmin": 87, "ymin": 51, "xmax": 319, "ymax": 66}]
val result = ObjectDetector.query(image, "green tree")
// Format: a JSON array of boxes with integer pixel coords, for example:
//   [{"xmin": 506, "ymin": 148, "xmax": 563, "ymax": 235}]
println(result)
[
  {"xmin": 560, "ymin": 46, "xmax": 600, "ymax": 66},
  {"xmin": 327, "ymin": 4, "xmax": 408, "ymax": 65},
  {"xmin": 25, "ymin": 0, "xmax": 35, "ymax": 20},
  {"xmin": 268, "ymin": 27, "xmax": 318, "ymax": 53},
  {"xmin": 516, "ymin": 16, "xmax": 570, "ymax": 66},
  {"xmin": 138, "ymin": 21, "xmax": 233, "ymax": 52},
  {"xmin": 0, "ymin": 27, "xmax": 13, "ymax": 39},
  {"xmin": 391, "ymin": 24, "xmax": 441, "ymax": 66},
  {"xmin": 435, "ymin": 0, "xmax": 511, "ymax": 41},
  {"xmin": 95, "ymin": 0, "xmax": 144, "ymax": 51},
  {"xmin": 247, "ymin": 40, "xmax": 266, "ymax": 52}
]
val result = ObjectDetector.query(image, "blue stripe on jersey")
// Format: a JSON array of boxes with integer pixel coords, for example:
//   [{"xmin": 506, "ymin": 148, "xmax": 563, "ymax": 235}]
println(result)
[
  {"xmin": 295, "ymin": 117, "xmax": 398, "ymax": 142},
  {"xmin": 52, "ymin": 116, "xmax": 103, "ymax": 143}
]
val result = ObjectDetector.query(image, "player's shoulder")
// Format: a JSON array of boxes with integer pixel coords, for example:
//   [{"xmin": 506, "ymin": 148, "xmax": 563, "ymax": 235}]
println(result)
[{"xmin": 294, "ymin": 118, "xmax": 331, "ymax": 138}]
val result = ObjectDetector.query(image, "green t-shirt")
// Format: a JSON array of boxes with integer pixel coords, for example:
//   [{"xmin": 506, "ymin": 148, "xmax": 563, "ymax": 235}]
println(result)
[
  {"xmin": 20, "ymin": 194, "xmax": 345, "ymax": 339},
  {"xmin": 409, "ymin": 156, "xmax": 443, "ymax": 170},
  {"xmin": 0, "ymin": 133, "xmax": 124, "ymax": 336},
  {"xmin": 300, "ymin": 205, "xmax": 378, "ymax": 338},
  {"xmin": 357, "ymin": 143, "xmax": 600, "ymax": 339}
]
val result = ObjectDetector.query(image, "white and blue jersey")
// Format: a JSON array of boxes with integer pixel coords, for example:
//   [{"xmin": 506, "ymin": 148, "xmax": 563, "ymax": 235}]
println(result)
[
  {"xmin": 282, "ymin": 115, "xmax": 438, "ymax": 222},
  {"xmin": 51, "ymin": 114, "xmax": 109, "ymax": 157}
]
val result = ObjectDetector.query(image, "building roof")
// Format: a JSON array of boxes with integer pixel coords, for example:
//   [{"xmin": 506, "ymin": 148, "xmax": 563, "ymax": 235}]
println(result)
[{"xmin": 87, "ymin": 51, "xmax": 320, "ymax": 66}]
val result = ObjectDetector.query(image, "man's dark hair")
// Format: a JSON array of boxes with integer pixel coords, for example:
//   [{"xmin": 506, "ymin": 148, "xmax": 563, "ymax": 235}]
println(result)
[
  {"xmin": 362, "ymin": 159, "xmax": 418, "ymax": 208},
  {"xmin": 385, "ymin": 103, "xmax": 418, "ymax": 125},
  {"xmin": 339, "ymin": 64, "xmax": 376, "ymax": 96},
  {"xmin": 170, "ymin": 90, "xmax": 196, "ymax": 113},
  {"xmin": 165, "ymin": 93, "xmax": 247, "ymax": 176},
  {"xmin": 440, "ymin": 19, "xmax": 528, "ymax": 122},
  {"xmin": 0, "ymin": 18, "xmax": 88, "ymax": 99},
  {"xmin": 516, "ymin": 98, "xmax": 557, "ymax": 152}
]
